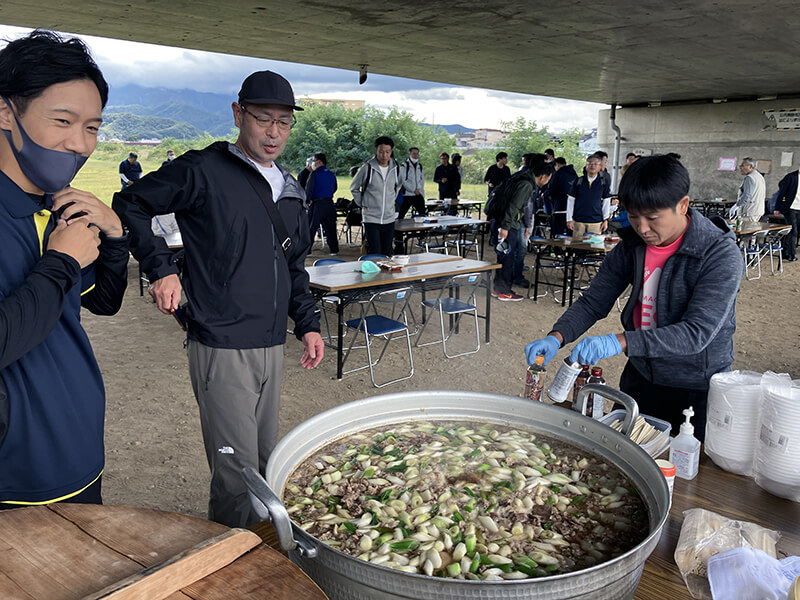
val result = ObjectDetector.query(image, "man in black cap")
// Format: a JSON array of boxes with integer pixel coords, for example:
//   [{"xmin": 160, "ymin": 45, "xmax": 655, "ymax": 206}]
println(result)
[
  {"xmin": 113, "ymin": 70, "xmax": 323, "ymax": 528},
  {"xmin": 119, "ymin": 151, "xmax": 142, "ymax": 191}
]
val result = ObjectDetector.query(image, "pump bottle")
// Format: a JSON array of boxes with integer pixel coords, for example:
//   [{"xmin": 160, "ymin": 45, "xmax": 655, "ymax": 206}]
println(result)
[{"xmin": 669, "ymin": 406, "xmax": 701, "ymax": 480}]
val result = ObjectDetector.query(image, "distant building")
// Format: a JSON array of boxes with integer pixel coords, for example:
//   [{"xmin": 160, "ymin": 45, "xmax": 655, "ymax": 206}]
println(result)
[
  {"xmin": 578, "ymin": 128, "xmax": 599, "ymax": 154},
  {"xmin": 454, "ymin": 128, "xmax": 508, "ymax": 149},
  {"xmin": 301, "ymin": 98, "xmax": 365, "ymax": 110}
]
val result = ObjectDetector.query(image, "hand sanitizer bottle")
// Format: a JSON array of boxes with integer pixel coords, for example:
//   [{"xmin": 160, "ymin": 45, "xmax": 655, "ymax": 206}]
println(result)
[{"xmin": 669, "ymin": 406, "xmax": 701, "ymax": 480}]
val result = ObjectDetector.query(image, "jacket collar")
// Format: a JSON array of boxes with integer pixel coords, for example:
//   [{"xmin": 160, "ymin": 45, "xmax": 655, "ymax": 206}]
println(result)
[
  {"xmin": 222, "ymin": 141, "xmax": 304, "ymax": 201},
  {"xmin": 0, "ymin": 170, "xmax": 52, "ymax": 218}
]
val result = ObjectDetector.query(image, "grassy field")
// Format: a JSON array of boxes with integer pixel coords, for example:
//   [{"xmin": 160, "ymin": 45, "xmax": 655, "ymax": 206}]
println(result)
[{"xmin": 74, "ymin": 152, "xmax": 489, "ymax": 208}]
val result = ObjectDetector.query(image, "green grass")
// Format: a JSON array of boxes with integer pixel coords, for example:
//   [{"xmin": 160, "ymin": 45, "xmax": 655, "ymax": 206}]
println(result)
[{"xmin": 73, "ymin": 155, "xmax": 489, "ymax": 209}]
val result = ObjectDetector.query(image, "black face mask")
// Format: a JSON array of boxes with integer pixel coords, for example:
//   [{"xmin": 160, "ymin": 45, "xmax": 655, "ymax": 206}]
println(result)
[{"xmin": 2, "ymin": 97, "xmax": 88, "ymax": 194}]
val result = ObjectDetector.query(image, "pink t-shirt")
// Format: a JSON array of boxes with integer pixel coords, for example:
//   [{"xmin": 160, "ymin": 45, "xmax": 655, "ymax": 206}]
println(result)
[{"xmin": 633, "ymin": 228, "xmax": 687, "ymax": 330}]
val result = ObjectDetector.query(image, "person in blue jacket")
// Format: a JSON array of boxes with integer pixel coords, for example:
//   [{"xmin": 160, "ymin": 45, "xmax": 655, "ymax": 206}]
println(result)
[
  {"xmin": 306, "ymin": 152, "xmax": 339, "ymax": 254},
  {"xmin": 0, "ymin": 30, "xmax": 128, "ymax": 508},
  {"xmin": 524, "ymin": 155, "xmax": 743, "ymax": 440}
]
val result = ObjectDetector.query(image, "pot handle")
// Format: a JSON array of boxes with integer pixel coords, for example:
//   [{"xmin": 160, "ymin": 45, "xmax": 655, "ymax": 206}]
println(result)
[
  {"xmin": 242, "ymin": 467, "xmax": 318, "ymax": 558},
  {"xmin": 576, "ymin": 383, "xmax": 639, "ymax": 437}
]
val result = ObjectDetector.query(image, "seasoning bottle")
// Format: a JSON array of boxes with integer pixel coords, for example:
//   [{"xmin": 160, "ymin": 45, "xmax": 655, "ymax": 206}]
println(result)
[
  {"xmin": 524, "ymin": 355, "xmax": 547, "ymax": 402},
  {"xmin": 571, "ymin": 364, "xmax": 591, "ymax": 412},
  {"xmin": 547, "ymin": 358, "xmax": 581, "ymax": 403},
  {"xmin": 735, "ymin": 215, "xmax": 742, "ymax": 231},
  {"xmin": 669, "ymin": 406, "xmax": 701, "ymax": 480},
  {"xmin": 586, "ymin": 367, "xmax": 606, "ymax": 419}
]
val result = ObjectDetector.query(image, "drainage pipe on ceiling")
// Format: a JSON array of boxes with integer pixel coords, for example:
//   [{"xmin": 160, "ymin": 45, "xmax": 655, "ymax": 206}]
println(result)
[{"xmin": 609, "ymin": 104, "xmax": 622, "ymax": 193}]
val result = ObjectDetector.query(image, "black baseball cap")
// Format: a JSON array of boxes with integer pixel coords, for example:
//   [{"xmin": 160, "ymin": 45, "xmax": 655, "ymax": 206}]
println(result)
[{"xmin": 238, "ymin": 70, "xmax": 303, "ymax": 111}]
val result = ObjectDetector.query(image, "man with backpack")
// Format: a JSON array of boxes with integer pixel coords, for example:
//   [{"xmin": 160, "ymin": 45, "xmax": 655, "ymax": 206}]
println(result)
[
  {"xmin": 487, "ymin": 157, "xmax": 553, "ymax": 301},
  {"xmin": 398, "ymin": 147, "xmax": 426, "ymax": 219},
  {"xmin": 350, "ymin": 136, "xmax": 402, "ymax": 256}
]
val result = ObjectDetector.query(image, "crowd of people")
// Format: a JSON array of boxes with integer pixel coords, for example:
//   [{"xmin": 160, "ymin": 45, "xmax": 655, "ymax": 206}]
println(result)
[{"xmin": 2, "ymin": 29, "xmax": 797, "ymax": 535}]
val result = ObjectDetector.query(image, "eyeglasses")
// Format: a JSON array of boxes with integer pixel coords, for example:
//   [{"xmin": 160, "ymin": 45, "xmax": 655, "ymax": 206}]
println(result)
[{"xmin": 239, "ymin": 104, "xmax": 296, "ymax": 131}]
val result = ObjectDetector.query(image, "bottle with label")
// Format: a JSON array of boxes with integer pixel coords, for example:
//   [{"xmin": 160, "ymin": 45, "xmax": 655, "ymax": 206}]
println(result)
[
  {"xmin": 586, "ymin": 367, "xmax": 606, "ymax": 419},
  {"xmin": 547, "ymin": 358, "xmax": 581, "ymax": 403},
  {"xmin": 571, "ymin": 364, "xmax": 591, "ymax": 412},
  {"xmin": 669, "ymin": 406, "xmax": 701, "ymax": 480},
  {"xmin": 735, "ymin": 215, "xmax": 742, "ymax": 231},
  {"xmin": 524, "ymin": 355, "xmax": 546, "ymax": 402}
]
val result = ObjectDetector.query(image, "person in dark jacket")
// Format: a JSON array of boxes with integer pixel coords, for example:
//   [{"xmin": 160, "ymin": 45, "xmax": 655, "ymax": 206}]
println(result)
[
  {"xmin": 0, "ymin": 30, "xmax": 128, "ymax": 509},
  {"xmin": 119, "ymin": 152, "xmax": 142, "ymax": 191},
  {"xmin": 113, "ymin": 70, "xmax": 323, "ymax": 528},
  {"xmin": 773, "ymin": 169, "xmax": 800, "ymax": 261},
  {"xmin": 484, "ymin": 152, "xmax": 511, "ymax": 198},
  {"xmin": 524, "ymin": 155, "xmax": 744, "ymax": 441},
  {"xmin": 547, "ymin": 157, "xmax": 578, "ymax": 236},
  {"xmin": 306, "ymin": 152, "xmax": 339, "ymax": 254},
  {"xmin": 434, "ymin": 152, "xmax": 460, "ymax": 203}
]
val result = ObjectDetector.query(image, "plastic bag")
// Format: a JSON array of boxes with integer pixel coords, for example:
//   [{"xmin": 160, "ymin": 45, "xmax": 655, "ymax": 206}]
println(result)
[
  {"xmin": 674, "ymin": 508, "xmax": 781, "ymax": 599},
  {"xmin": 708, "ymin": 547, "xmax": 800, "ymax": 600}
]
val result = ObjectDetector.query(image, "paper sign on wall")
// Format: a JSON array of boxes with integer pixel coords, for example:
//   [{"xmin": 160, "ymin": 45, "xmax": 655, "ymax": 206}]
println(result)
[
  {"xmin": 718, "ymin": 157, "xmax": 737, "ymax": 171},
  {"xmin": 781, "ymin": 152, "xmax": 794, "ymax": 167}
]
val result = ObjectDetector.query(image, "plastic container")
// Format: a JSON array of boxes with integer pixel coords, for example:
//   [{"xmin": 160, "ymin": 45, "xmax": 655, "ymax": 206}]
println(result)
[
  {"xmin": 655, "ymin": 459, "xmax": 676, "ymax": 503},
  {"xmin": 670, "ymin": 406, "xmax": 701, "ymax": 480},
  {"xmin": 600, "ymin": 410, "xmax": 672, "ymax": 458},
  {"xmin": 547, "ymin": 358, "xmax": 581, "ymax": 403}
]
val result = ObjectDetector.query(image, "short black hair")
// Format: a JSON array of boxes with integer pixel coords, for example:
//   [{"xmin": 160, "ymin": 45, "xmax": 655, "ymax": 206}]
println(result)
[
  {"xmin": 532, "ymin": 162, "xmax": 555, "ymax": 177},
  {"xmin": 626, "ymin": 152, "xmax": 637, "ymax": 159},
  {"xmin": 314, "ymin": 152, "xmax": 327, "ymax": 165},
  {"xmin": 439, "ymin": 152, "xmax": 449, "ymax": 159},
  {"xmin": 374, "ymin": 135, "xmax": 394, "ymax": 148},
  {"xmin": 666, "ymin": 152, "xmax": 682, "ymax": 160},
  {"xmin": 495, "ymin": 152, "xmax": 508, "ymax": 161},
  {"xmin": 594, "ymin": 150, "xmax": 608, "ymax": 159},
  {"xmin": 452, "ymin": 153, "xmax": 461, "ymax": 163},
  {"xmin": 555, "ymin": 157, "xmax": 567, "ymax": 165},
  {"xmin": 129, "ymin": 152, "xmax": 138, "ymax": 158},
  {"xmin": 618, "ymin": 154, "xmax": 690, "ymax": 214},
  {"xmin": 0, "ymin": 29, "xmax": 109, "ymax": 114},
  {"xmin": 408, "ymin": 147, "xmax": 419, "ymax": 153},
  {"xmin": 544, "ymin": 148, "xmax": 555, "ymax": 156},
  {"xmin": 523, "ymin": 153, "xmax": 546, "ymax": 169}
]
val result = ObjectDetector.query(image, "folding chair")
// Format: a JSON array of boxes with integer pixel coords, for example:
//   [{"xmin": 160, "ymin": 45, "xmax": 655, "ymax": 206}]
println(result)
[
  {"xmin": 313, "ymin": 258, "xmax": 345, "ymax": 344},
  {"xmin": 446, "ymin": 224, "xmax": 482, "ymax": 259},
  {"xmin": 341, "ymin": 287, "xmax": 415, "ymax": 387},
  {"xmin": 740, "ymin": 234, "xmax": 762, "ymax": 280},
  {"xmin": 759, "ymin": 227, "xmax": 791, "ymax": 274},
  {"xmin": 416, "ymin": 273, "xmax": 481, "ymax": 358},
  {"xmin": 414, "ymin": 224, "xmax": 450, "ymax": 254}
]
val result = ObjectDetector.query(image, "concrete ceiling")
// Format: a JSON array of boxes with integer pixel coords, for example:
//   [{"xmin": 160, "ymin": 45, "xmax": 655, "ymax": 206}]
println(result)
[{"xmin": 2, "ymin": 0, "xmax": 798, "ymax": 107}]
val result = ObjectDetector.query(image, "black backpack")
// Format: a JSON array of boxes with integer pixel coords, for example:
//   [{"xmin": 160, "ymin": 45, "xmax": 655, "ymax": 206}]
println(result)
[{"xmin": 484, "ymin": 171, "xmax": 524, "ymax": 221}]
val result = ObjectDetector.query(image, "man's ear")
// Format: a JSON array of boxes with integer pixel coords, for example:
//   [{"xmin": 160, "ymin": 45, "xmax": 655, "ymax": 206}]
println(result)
[
  {"xmin": 0, "ymin": 100, "xmax": 15, "ymax": 131},
  {"xmin": 231, "ymin": 101, "xmax": 242, "ymax": 129},
  {"xmin": 678, "ymin": 195, "xmax": 690, "ymax": 215}
]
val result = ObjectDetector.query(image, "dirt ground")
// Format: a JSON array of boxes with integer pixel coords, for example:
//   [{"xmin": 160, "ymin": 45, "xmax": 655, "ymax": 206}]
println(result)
[{"xmin": 83, "ymin": 240, "xmax": 800, "ymax": 518}]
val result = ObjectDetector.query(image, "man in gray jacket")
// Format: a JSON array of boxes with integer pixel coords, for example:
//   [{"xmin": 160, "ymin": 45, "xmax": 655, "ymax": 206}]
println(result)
[
  {"xmin": 731, "ymin": 157, "xmax": 765, "ymax": 223},
  {"xmin": 524, "ymin": 155, "xmax": 743, "ymax": 440},
  {"xmin": 398, "ymin": 146, "xmax": 426, "ymax": 219},
  {"xmin": 350, "ymin": 136, "xmax": 401, "ymax": 256}
]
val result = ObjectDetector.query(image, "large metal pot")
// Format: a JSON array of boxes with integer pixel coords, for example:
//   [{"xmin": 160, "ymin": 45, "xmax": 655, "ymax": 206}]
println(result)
[{"xmin": 243, "ymin": 387, "xmax": 669, "ymax": 600}]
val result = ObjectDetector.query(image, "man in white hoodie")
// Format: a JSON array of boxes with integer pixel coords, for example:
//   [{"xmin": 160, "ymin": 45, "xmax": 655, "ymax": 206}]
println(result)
[
  {"xmin": 350, "ymin": 136, "xmax": 401, "ymax": 256},
  {"xmin": 398, "ymin": 146, "xmax": 426, "ymax": 219},
  {"xmin": 731, "ymin": 157, "xmax": 765, "ymax": 224}
]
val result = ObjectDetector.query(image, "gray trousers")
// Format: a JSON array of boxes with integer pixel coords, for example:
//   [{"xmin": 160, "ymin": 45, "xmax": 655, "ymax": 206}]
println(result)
[{"xmin": 187, "ymin": 340, "xmax": 284, "ymax": 528}]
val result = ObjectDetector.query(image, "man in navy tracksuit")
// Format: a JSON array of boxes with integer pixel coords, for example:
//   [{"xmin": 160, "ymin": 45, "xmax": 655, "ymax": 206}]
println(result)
[
  {"xmin": 306, "ymin": 152, "xmax": 339, "ymax": 255},
  {"xmin": 567, "ymin": 154, "xmax": 611, "ymax": 240},
  {"xmin": 0, "ymin": 31, "xmax": 128, "ymax": 508}
]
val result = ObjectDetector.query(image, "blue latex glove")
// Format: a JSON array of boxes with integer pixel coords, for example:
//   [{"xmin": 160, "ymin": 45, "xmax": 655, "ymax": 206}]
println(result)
[
  {"xmin": 569, "ymin": 334, "xmax": 622, "ymax": 365},
  {"xmin": 525, "ymin": 335, "xmax": 561, "ymax": 366}
]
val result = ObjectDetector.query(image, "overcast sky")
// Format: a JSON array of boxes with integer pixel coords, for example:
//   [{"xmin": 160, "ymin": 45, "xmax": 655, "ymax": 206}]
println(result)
[{"xmin": 0, "ymin": 24, "xmax": 604, "ymax": 132}]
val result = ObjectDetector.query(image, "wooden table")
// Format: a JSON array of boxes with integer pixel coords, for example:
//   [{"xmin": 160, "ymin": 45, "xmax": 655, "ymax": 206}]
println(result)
[
  {"xmin": 0, "ymin": 504, "xmax": 327, "ymax": 600},
  {"xmin": 394, "ymin": 216, "xmax": 489, "ymax": 254},
  {"xmin": 529, "ymin": 237, "xmax": 617, "ymax": 307},
  {"xmin": 635, "ymin": 453, "xmax": 800, "ymax": 599},
  {"xmin": 735, "ymin": 221, "xmax": 791, "ymax": 238},
  {"xmin": 307, "ymin": 254, "xmax": 499, "ymax": 379}
]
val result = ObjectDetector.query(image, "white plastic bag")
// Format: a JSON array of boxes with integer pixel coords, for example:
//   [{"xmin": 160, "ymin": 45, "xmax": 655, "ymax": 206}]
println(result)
[
  {"xmin": 708, "ymin": 547, "xmax": 800, "ymax": 600},
  {"xmin": 674, "ymin": 508, "xmax": 781, "ymax": 599}
]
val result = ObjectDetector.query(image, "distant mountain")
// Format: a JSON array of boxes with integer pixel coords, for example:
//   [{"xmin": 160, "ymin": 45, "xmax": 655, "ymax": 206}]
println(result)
[
  {"xmin": 100, "ymin": 112, "xmax": 203, "ymax": 141},
  {"xmin": 421, "ymin": 123, "xmax": 475, "ymax": 135}
]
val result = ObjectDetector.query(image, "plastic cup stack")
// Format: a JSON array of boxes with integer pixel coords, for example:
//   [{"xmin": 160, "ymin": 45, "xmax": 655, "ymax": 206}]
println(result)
[
  {"xmin": 755, "ymin": 372, "xmax": 800, "ymax": 502},
  {"xmin": 704, "ymin": 371, "xmax": 764, "ymax": 476}
]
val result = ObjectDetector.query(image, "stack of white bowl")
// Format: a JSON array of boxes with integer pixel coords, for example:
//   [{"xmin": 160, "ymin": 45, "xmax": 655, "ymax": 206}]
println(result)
[
  {"xmin": 755, "ymin": 374, "xmax": 800, "ymax": 502},
  {"xmin": 704, "ymin": 371, "xmax": 764, "ymax": 476}
]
